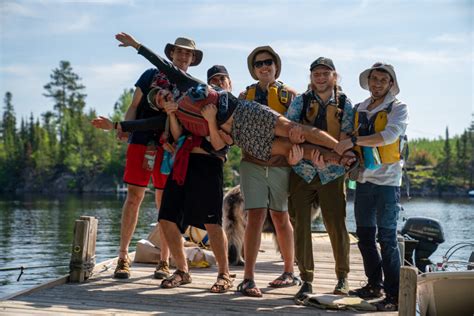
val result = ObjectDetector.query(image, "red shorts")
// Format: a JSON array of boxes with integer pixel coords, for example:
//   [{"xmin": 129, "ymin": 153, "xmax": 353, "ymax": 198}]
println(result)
[{"xmin": 123, "ymin": 143, "xmax": 168, "ymax": 189}]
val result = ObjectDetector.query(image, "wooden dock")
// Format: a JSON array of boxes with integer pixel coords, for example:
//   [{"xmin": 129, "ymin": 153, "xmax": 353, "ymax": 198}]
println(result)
[{"xmin": 0, "ymin": 233, "xmax": 397, "ymax": 315}]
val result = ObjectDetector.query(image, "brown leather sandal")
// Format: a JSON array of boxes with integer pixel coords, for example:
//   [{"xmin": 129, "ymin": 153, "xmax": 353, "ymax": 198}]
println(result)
[
  {"xmin": 210, "ymin": 273, "xmax": 234, "ymax": 293},
  {"xmin": 160, "ymin": 269, "xmax": 192, "ymax": 289}
]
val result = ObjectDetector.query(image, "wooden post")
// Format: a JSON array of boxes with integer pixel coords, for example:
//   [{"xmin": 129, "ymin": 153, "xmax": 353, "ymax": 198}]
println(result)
[
  {"xmin": 80, "ymin": 216, "xmax": 98, "ymax": 280},
  {"xmin": 69, "ymin": 216, "xmax": 98, "ymax": 283},
  {"xmin": 399, "ymin": 266, "xmax": 418, "ymax": 316}
]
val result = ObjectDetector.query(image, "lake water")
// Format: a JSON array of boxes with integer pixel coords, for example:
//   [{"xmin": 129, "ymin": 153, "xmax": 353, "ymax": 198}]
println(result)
[{"xmin": 1, "ymin": 193, "xmax": 473, "ymax": 298}]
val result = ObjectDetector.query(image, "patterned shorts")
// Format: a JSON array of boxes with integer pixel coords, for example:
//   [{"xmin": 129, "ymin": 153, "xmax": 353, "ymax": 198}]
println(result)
[{"xmin": 231, "ymin": 100, "xmax": 278, "ymax": 161}]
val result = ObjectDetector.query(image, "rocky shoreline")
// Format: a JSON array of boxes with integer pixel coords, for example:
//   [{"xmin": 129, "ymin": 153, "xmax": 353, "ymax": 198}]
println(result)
[{"xmin": 6, "ymin": 170, "xmax": 471, "ymax": 198}]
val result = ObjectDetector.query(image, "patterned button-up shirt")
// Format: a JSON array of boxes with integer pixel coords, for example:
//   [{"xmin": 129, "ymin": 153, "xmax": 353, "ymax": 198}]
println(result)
[{"xmin": 285, "ymin": 91, "xmax": 354, "ymax": 184}]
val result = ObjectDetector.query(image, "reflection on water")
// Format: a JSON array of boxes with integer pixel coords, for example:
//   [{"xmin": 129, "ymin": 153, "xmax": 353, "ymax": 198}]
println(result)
[
  {"xmin": 0, "ymin": 193, "xmax": 158, "ymax": 298},
  {"xmin": 312, "ymin": 196, "xmax": 474, "ymax": 267},
  {"xmin": 0, "ymin": 194, "xmax": 473, "ymax": 298}
]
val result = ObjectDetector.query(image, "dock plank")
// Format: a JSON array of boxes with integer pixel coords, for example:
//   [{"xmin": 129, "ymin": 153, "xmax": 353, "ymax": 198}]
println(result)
[{"xmin": 0, "ymin": 233, "xmax": 396, "ymax": 315}]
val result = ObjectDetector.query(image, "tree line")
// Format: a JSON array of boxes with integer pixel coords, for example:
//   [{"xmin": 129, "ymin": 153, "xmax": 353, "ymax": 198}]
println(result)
[{"xmin": 0, "ymin": 61, "xmax": 472, "ymax": 193}]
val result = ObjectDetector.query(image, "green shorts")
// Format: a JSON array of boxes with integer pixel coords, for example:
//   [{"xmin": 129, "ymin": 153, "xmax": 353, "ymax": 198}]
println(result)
[{"xmin": 239, "ymin": 161, "xmax": 290, "ymax": 211}]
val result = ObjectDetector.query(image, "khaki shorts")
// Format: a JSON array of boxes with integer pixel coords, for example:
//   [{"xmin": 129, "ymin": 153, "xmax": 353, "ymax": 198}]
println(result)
[{"xmin": 239, "ymin": 161, "xmax": 290, "ymax": 211}]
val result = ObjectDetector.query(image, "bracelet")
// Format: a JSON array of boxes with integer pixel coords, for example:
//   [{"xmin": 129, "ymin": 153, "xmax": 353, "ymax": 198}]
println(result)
[{"xmin": 136, "ymin": 43, "xmax": 142, "ymax": 51}]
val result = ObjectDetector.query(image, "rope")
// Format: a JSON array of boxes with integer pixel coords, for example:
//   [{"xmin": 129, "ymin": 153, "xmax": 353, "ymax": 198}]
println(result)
[
  {"xmin": 69, "ymin": 255, "xmax": 96, "ymax": 275},
  {"xmin": 0, "ymin": 264, "xmax": 69, "ymax": 282}
]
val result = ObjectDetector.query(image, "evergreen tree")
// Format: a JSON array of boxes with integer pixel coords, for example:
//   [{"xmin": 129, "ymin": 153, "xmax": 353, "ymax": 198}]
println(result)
[
  {"xmin": 0, "ymin": 92, "xmax": 19, "ymax": 188},
  {"xmin": 43, "ymin": 61, "xmax": 87, "ymax": 169},
  {"xmin": 442, "ymin": 126, "xmax": 451, "ymax": 176},
  {"xmin": 112, "ymin": 88, "xmax": 133, "ymax": 122},
  {"xmin": 1, "ymin": 92, "xmax": 17, "ymax": 154}
]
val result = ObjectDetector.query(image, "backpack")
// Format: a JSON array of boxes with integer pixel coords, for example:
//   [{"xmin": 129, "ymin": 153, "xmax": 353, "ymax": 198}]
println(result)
[{"xmin": 175, "ymin": 85, "xmax": 219, "ymax": 137}]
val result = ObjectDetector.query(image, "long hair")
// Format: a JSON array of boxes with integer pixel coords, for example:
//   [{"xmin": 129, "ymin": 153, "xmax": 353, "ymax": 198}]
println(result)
[{"xmin": 309, "ymin": 70, "xmax": 339, "ymax": 100}]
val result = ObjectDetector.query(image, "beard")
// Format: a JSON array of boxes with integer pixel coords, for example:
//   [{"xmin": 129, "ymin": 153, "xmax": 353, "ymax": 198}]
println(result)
[{"xmin": 312, "ymin": 83, "xmax": 334, "ymax": 94}]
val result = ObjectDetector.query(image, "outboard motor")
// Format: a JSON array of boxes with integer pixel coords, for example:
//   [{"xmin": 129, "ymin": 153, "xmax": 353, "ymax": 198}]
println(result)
[{"xmin": 401, "ymin": 217, "xmax": 445, "ymax": 272}]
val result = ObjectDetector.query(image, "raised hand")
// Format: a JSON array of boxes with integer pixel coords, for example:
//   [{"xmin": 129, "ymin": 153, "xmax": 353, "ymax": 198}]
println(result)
[
  {"xmin": 91, "ymin": 116, "xmax": 113, "ymax": 130},
  {"xmin": 115, "ymin": 32, "xmax": 140, "ymax": 49},
  {"xmin": 288, "ymin": 124, "xmax": 305, "ymax": 144},
  {"xmin": 287, "ymin": 144, "xmax": 304, "ymax": 166}
]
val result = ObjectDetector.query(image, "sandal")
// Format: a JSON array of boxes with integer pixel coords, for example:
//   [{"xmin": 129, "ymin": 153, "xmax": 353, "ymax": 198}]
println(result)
[
  {"xmin": 210, "ymin": 273, "xmax": 234, "ymax": 293},
  {"xmin": 237, "ymin": 279, "xmax": 262, "ymax": 297},
  {"xmin": 268, "ymin": 272, "xmax": 302, "ymax": 288},
  {"xmin": 160, "ymin": 269, "xmax": 192, "ymax": 289}
]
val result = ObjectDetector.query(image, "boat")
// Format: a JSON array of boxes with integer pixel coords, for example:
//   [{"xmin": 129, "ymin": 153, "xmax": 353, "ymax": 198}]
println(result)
[
  {"xmin": 468, "ymin": 190, "xmax": 474, "ymax": 197},
  {"xmin": 417, "ymin": 270, "xmax": 474, "ymax": 316},
  {"xmin": 401, "ymin": 217, "xmax": 474, "ymax": 315}
]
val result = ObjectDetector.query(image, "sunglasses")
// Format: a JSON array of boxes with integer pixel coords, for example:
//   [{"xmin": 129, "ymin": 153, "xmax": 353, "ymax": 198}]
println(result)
[{"xmin": 253, "ymin": 59, "xmax": 274, "ymax": 68}]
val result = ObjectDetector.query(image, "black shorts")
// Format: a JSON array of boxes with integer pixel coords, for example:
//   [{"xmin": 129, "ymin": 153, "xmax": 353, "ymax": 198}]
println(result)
[{"xmin": 159, "ymin": 153, "xmax": 224, "ymax": 233}]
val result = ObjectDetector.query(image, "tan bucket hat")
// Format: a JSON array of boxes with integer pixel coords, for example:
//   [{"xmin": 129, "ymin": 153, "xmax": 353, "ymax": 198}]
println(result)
[
  {"xmin": 247, "ymin": 46, "xmax": 281, "ymax": 80},
  {"xmin": 359, "ymin": 62, "xmax": 400, "ymax": 95},
  {"xmin": 164, "ymin": 37, "xmax": 203, "ymax": 66}
]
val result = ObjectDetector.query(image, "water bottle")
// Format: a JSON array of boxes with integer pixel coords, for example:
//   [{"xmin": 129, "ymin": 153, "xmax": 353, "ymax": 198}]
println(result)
[
  {"xmin": 347, "ymin": 180, "xmax": 357, "ymax": 190},
  {"xmin": 362, "ymin": 146, "xmax": 381, "ymax": 170}
]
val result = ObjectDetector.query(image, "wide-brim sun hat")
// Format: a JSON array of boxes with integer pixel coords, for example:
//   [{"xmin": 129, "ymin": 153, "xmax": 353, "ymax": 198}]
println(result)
[
  {"xmin": 164, "ymin": 37, "xmax": 203, "ymax": 67},
  {"xmin": 247, "ymin": 46, "xmax": 281, "ymax": 80},
  {"xmin": 359, "ymin": 62, "xmax": 400, "ymax": 95},
  {"xmin": 147, "ymin": 87, "xmax": 165, "ymax": 112}
]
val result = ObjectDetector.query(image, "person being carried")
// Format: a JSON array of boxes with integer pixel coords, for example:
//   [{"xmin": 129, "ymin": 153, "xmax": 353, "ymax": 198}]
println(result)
[
  {"xmin": 114, "ymin": 32, "xmax": 358, "ymax": 169},
  {"xmin": 98, "ymin": 65, "xmax": 237, "ymax": 294}
]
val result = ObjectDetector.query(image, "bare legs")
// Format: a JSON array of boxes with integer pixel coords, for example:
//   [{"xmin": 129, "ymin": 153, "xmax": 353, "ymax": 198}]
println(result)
[
  {"xmin": 271, "ymin": 137, "xmax": 354, "ymax": 167},
  {"xmin": 205, "ymin": 223, "xmax": 230, "ymax": 276},
  {"xmin": 155, "ymin": 190, "xmax": 170, "ymax": 263},
  {"xmin": 118, "ymin": 184, "xmax": 146, "ymax": 259},
  {"xmin": 160, "ymin": 220, "xmax": 188, "ymax": 272},
  {"xmin": 243, "ymin": 209, "xmax": 295, "ymax": 284},
  {"xmin": 274, "ymin": 116, "xmax": 339, "ymax": 149}
]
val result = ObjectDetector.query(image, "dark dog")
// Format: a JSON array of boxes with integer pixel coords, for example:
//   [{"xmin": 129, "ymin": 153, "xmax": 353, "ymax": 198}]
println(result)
[{"xmin": 222, "ymin": 185, "xmax": 321, "ymax": 266}]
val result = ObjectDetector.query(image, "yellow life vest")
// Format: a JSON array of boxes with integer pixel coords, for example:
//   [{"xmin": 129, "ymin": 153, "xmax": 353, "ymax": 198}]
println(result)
[
  {"xmin": 245, "ymin": 81, "xmax": 290, "ymax": 114},
  {"xmin": 300, "ymin": 91, "xmax": 346, "ymax": 139},
  {"xmin": 354, "ymin": 102, "xmax": 401, "ymax": 164}
]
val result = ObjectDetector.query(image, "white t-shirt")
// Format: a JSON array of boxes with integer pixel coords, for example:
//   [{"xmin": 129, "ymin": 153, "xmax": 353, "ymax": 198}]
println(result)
[{"xmin": 356, "ymin": 92, "xmax": 409, "ymax": 187}]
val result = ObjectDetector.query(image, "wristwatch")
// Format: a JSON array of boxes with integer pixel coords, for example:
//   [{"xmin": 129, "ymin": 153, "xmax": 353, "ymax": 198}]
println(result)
[{"xmin": 351, "ymin": 135, "xmax": 358, "ymax": 146}]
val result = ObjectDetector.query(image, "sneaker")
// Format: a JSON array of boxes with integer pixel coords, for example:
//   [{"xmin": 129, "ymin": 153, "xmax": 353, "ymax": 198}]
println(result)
[
  {"xmin": 333, "ymin": 277, "xmax": 350, "ymax": 295},
  {"xmin": 294, "ymin": 281, "xmax": 313, "ymax": 301},
  {"xmin": 374, "ymin": 295, "xmax": 398, "ymax": 311},
  {"xmin": 114, "ymin": 257, "xmax": 131, "ymax": 279},
  {"xmin": 154, "ymin": 260, "xmax": 170, "ymax": 279},
  {"xmin": 349, "ymin": 283, "xmax": 383, "ymax": 299}
]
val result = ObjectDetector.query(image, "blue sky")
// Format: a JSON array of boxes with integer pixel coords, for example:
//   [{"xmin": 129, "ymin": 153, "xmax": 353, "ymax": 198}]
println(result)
[{"xmin": 1, "ymin": 0, "xmax": 472, "ymax": 139}]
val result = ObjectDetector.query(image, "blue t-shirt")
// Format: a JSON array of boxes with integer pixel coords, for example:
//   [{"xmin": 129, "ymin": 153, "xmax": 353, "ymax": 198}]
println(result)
[{"xmin": 129, "ymin": 68, "xmax": 178, "ymax": 145}]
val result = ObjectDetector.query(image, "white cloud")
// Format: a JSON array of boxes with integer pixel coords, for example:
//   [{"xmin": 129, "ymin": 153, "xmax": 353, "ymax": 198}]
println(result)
[
  {"xmin": 0, "ymin": 1, "xmax": 38, "ymax": 17},
  {"xmin": 0, "ymin": 65, "xmax": 33, "ymax": 76},
  {"xmin": 50, "ymin": 14, "xmax": 93, "ymax": 33},
  {"xmin": 431, "ymin": 33, "xmax": 472, "ymax": 44}
]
